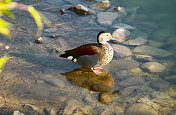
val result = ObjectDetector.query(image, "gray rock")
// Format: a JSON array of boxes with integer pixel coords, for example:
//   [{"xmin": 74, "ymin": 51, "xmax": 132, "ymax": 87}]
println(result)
[
  {"xmin": 120, "ymin": 85, "xmax": 139, "ymax": 97},
  {"xmin": 123, "ymin": 37, "xmax": 147, "ymax": 46},
  {"xmin": 119, "ymin": 76, "xmax": 144, "ymax": 87},
  {"xmin": 133, "ymin": 54, "xmax": 154, "ymax": 62},
  {"xmin": 63, "ymin": 99, "xmax": 82, "ymax": 114},
  {"xmin": 83, "ymin": 96, "xmax": 94, "ymax": 104},
  {"xmin": 111, "ymin": 28, "xmax": 130, "ymax": 43},
  {"xmin": 141, "ymin": 62, "xmax": 166, "ymax": 73},
  {"xmin": 44, "ymin": 78, "xmax": 65, "ymax": 88},
  {"xmin": 125, "ymin": 103, "xmax": 159, "ymax": 115},
  {"xmin": 111, "ymin": 44, "xmax": 132, "ymax": 57},
  {"xmin": 112, "ymin": 23, "xmax": 136, "ymax": 30},
  {"xmin": 97, "ymin": 12, "xmax": 118, "ymax": 26},
  {"xmin": 132, "ymin": 46, "xmax": 173, "ymax": 58},
  {"xmin": 149, "ymin": 79, "xmax": 170, "ymax": 91}
]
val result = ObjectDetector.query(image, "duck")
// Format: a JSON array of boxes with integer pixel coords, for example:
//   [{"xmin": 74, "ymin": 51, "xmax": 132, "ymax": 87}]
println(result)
[{"xmin": 60, "ymin": 30, "xmax": 117, "ymax": 74}]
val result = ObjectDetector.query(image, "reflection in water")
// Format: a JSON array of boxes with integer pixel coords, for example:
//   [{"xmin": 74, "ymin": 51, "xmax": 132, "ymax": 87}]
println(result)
[{"xmin": 61, "ymin": 67, "xmax": 119, "ymax": 104}]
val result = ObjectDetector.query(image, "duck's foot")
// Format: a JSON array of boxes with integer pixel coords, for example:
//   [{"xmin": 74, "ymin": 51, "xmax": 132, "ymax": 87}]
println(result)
[{"xmin": 91, "ymin": 67, "xmax": 103, "ymax": 75}]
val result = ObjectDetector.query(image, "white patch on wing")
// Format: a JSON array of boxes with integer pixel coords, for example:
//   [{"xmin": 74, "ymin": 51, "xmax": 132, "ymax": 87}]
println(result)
[{"xmin": 67, "ymin": 56, "xmax": 73, "ymax": 60}]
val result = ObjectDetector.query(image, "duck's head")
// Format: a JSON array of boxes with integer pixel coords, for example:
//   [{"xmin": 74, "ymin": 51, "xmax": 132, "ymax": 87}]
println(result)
[{"xmin": 97, "ymin": 31, "xmax": 117, "ymax": 44}]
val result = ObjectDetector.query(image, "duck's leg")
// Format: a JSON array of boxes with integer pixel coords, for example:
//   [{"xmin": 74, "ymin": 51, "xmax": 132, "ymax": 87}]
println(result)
[{"xmin": 91, "ymin": 67, "xmax": 103, "ymax": 75}]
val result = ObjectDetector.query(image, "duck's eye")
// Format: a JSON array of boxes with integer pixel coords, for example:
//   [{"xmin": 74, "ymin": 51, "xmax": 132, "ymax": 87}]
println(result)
[{"xmin": 106, "ymin": 34, "xmax": 109, "ymax": 36}]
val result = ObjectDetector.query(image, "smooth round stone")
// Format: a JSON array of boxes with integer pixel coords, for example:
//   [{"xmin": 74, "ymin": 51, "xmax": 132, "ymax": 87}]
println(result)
[
  {"xmin": 123, "ymin": 37, "xmax": 147, "ymax": 46},
  {"xmin": 119, "ymin": 85, "xmax": 139, "ymax": 97},
  {"xmin": 125, "ymin": 103, "xmax": 159, "ymax": 115},
  {"xmin": 97, "ymin": 12, "xmax": 118, "ymax": 26},
  {"xmin": 94, "ymin": 0, "xmax": 111, "ymax": 9},
  {"xmin": 149, "ymin": 79, "xmax": 170, "ymax": 91},
  {"xmin": 152, "ymin": 98, "xmax": 175, "ymax": 108},
  {"xmin": 111, "ymin": 44, "xmax": 132, "ymax": 58},
  {"xmin": 119, "ymin": 76, "xmax": 144, "ymax": 87},
  {"xmin": 141, "ymin": 62, "xmax": 166, "ymax": 73},
  {"xmin": 69, "ymin": 4, "xmax": 92, "ymax": 16},
  {"xmin": 111, "ymin": 28, "xmax": 130, "ymax": 43}
]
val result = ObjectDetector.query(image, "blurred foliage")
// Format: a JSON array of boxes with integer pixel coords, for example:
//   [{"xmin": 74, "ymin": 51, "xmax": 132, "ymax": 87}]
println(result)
[
  {"xmin": 0, "ymin": 56, "xmax": 9, "ymax": 74},
  {"xmin": 0, "ymin": 0, "xmax": 51, "ymax": 37}
]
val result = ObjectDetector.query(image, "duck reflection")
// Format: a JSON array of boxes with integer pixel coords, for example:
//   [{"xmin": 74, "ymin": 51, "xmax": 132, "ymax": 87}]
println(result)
[{"xmin": 60, "ymin": 67, "xmax": 119, "ymax": 104}]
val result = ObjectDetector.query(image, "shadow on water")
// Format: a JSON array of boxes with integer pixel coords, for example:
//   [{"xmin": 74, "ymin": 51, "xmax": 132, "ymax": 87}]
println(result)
[{"xmin": 61, "ymin": 67, "xmax": 119, "ymax": 104}]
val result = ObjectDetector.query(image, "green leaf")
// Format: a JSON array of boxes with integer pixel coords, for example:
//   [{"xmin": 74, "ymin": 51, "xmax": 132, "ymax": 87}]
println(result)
[{"xmin": 0, "ymin": 56, "xmax": 9, "ymax": 74}]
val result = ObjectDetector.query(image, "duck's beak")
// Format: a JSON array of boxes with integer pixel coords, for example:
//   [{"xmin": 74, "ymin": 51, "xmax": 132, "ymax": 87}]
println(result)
[{"xmin": 110, "ymin": 37, "xmax": 119, "ymax": 43}]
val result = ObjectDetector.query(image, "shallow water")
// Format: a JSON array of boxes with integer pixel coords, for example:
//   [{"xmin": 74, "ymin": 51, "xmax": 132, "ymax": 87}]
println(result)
[{"xmin": 0, "ymin": 0, "xmax": 176, "ymax": 114}]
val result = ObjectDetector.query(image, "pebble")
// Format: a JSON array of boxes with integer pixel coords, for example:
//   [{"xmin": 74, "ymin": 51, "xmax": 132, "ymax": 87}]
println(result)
[
  {"xmin": 133, "ymin": 54, "xmax": 154, "ymax": 62},
  {"xmin": 132, "ymin": 45, "xmax": 173, "ymax": 58},
  {"xmin": 112, "ymin": 23, "xmax": 136, "ymax": 30},
  {"xmin": 123, "ymin": 37, "xmax": 147, "ymax": 46},
  {"xmin": 34, "ymin": 36, "xmax": 51, "ymax": 44},
  {"xmin": 120, "ymin": 85, "xmax": 139, "ymax": 97},
  {"xmin": 119, "ymin": 76, "xmax": 144, "ymax": 87},
  {"xmin": 13, "ymin": 111, "xmax": 24, "ymax": 115},
  {"xmin": 44, "ymin": 78, "xmax": 65, "ymax": 88},
  {"xmin": 141, "ymin": 62, "xmax": 166, "ymax": 73},
  {"xmin": 94, "ymin": 0, "xmax": 111, "ymax": 9},
  {"xmin": 97, "ymin": 12, "xmax": 118, "ymax": 26},
  {"xmin": 111, "ymin": 28, "xmax": 130, "ymax": 43},
  {"xmin": 125, "ymin": 103, "xmax": 159, "ymax": 115},
  {"xmin": 149, "ymin": 79, "xmax": 170, "ymax": 91},
  {"xmin": 111, "ymin": 44, "xmax": 132, "ymax": 58}
]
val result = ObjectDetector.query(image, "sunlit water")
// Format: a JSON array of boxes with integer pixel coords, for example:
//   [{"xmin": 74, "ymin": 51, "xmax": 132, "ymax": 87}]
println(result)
[{"xmin": 0, "ymin": 0, "xmax": 176, "ymax": 114}]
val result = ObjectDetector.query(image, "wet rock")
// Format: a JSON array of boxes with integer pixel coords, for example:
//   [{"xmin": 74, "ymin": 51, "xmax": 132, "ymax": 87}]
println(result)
[
  {"xmin": 44, "ymin": 27, "xmax": 57, "ymax": 33},
  {"xmin": 112, "ymin": 23, "xmax": 136, "ymax": 30},
  {"xmin": 141, "ymin": 62, "xmax": 166, "ymax": 73},
  {"xmin": 153, "ymin": 28, "xmax": 171, "ymax": 41},
  {"xmin": 68, "ymin": 4, "xmax": 92, "ymax": 16},
  {"xmin": 83, "ymin": 96, "xmax": 94, "ymax": 104},
  {"xmin": 94, "ymin": 0, "xmax": 111, "ymax": 10},
  {"xmin": 149, "ymin": 79, "xmax": 170, "ymax": 91},
  {"xmin": 120, "ymin": 85, "xmax": 139, "ymax": 97},
  {"xmin": 119, "ymin": 76, "xmax": 144, "ymax": 87},
  {"xmin": 111, "ymin": 28, "xmax": 130, "ymax": 43},
  {"xmin": 123, "ymin": 37, "xmax": 147, "ymax": 46},
  {"xmin": 105, "ymin": 59, "xmax": 140, "ymax": 72},
  {"xmin": 148, "ymin": 40, "xmax": 165, "ymax": 48},
  {"xmin": 100, "ymin": 107, "xmax": 112, "ymax": 115},
  {"xmin": 132, "ymin": 45, "xmax": 173, "ymax": 58},
  {"xmin": 98, "ymin": 92, "xmax": 114, "ymax": 104},
  {"xmin": 165, "ymin": 75, "xmax": 176, "ymax": 84},
  {"xmin": 34, "ymin": 36, "xmax": 51, "ymax": 44},
  {"xmin": 151, "ymin": 91, "xmax": 170, "ymax": 99},
  {"xmin": 152, "ymin": 98, "xmax": 175, "ymax": 108},
  {"xmin": 44, "ymin": 78, "xmax": 65, "ymax": 88},
  {"xmin": 133, "ymin": 54, "xmax": 154, "ymax": 62},
  {"xmin": 137, "ymin": 97, "xmax": 160, "ymax": 111},
  {"xmin": 43, "ymin": 108, "xmax": 57, "ymax": 115},
  {"xmin": 111, "ymin": 44, "xmax": 132, "ymax": 58},
  {"xmin": 97, "ymin": 12, "xmax": 118, "ymax": 26},
  {"xmin": 125, "ymin": 103, "xmax": 159, "ymax": 115}
]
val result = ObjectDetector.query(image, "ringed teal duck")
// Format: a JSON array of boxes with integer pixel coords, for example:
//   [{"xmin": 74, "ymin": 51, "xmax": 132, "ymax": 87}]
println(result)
[{"xmin": 60, "ymin": 31, "xmax": 117, "ymax": 74}]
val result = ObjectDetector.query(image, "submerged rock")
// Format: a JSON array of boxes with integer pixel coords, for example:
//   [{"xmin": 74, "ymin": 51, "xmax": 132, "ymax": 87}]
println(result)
[
  {"xmin": 132, "ymin": 46, "xmax": 173, "ymax": 58},
  {"xmin": 133, "ymin": 54, "xmax": 154, "ymax": 62},
  {"xmin": 112, "ymin": 23, "xmax": 136, "ymax": 30},
  {"xmin": 68, "ymin": 4, "xmax": 92, "ymax": 16},
  {"xmin": 97, "ymin": 12, "xmax": 118, "ymax": 26},
  {"xmin": 152, "ymin": 98, "xmax": 175, "ymax": 108},
  {"xmin": 34, "ymin": 36, "xmax": 51, "ymax": 44},
  {"xmin": 114, "ymin": 6, "xmax": 127, "ymax": 17},
  {"xmin": 119, "ymin": 76, "xmax": 144, "ymax": 87},
  {"xmin": 125, "ymin": 103, "xmax": 158, "ymax": 115},
  {"xmin": 111, "ymin": 44, "xmax": 132, "ymax": 57},
  {"xmin": 165, "ymin": 75, "xmax": 176, "ymax": 84},
  {"xmin": 141, "ymin": 62, "xmax": 166, "ymax": 73},
  {"xmin": 94, "ymin": 0, "xmax": 111, "ymax": 9},
  {"xmin": 111, "ymin": 28, "xmax": 130, "ymax": 43},
  {"xmin": 123, "ymin": 37, "xmax": 147, "ymax": 46},
  {"xmin": 120, "ymin": 85, "xmax": 139, "ymax": 97},
  {"xmin": 149, "ymin": 79, "xmax": 170, "ymax": 91}
]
